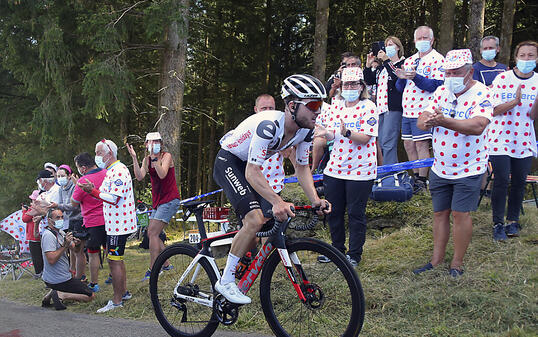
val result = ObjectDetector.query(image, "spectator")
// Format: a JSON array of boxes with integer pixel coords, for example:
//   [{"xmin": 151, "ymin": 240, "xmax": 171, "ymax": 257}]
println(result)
[
  {"xmin": 326, "ymin": 52, "xmax": 361, "ymax": 101},
  {"xmin": 365, "ymin": 36, "xmax": 406, "ymax": 166},
  {"xmin": 41, "ymin": 208, "xmax": 95, "ymax": 310},
  {"xmin": 415, "ymin": 49, "xmax": 492, "ymax": 277},
  {"xmin": 489, "ymin": 40, "xmax": 538, "ymax": 241},
  {"xmin": 314, "ymin": 67, "xmax": 378, "ymax": 267},
  {"xmin": 472, "ymin": 36, "xmax": 507, "ymax": 87},
  {"xmin": 44, "ymin": 162, "xmax": 58, "ymax": 179},
  {"xmin": 72, "ymin": 153, "xmax": 108, "ymax": 292},
  {"xmin": 36, "ymin": 170, "xmax": 60, "ymax": 205},
  {"xmin": 364, "ymin": 57, "xmax": 383, "ymax": 103},
  {"xmin": 396, "ymin": 26, "xmax": 445, "ymax": 191},
  {"xmin": 78, "ymin": 139, "xmax": 136, "ymax": 313},
  {"xmin": 21, "ymin": 190, "xmax": 45, "ymax": 276},
  {"xmin": 127, "ymin": 132, "xmax": 181, "ymax": 281},
  {"xmin": 50, "ymin": 165, "xmax": 84, "ymax": 280},
  {"xmin": 311, "ymin": 102, "xmax": 335, "ymax": 174},
  {"xmin": 254, "ymin": 94, "xmax": 276, "ymax": 113}
]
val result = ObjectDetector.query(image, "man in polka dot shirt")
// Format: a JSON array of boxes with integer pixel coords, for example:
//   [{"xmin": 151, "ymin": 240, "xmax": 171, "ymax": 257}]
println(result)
[
  {"xmin": 415, "ymin": 49, "xmax": 492, "ymax": 278},
  {"xmin": 396, "ymin": 26, "xmax": 445, "ymax": 190},
  {"xmin": 78, "ymin": 139, "xmax": 136, "ymax": 312}
]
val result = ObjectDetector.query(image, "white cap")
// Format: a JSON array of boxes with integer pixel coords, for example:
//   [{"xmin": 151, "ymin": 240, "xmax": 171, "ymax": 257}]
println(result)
[
  {"xmin": 444, "ymin": 49, "xmax": 473, "ymax": 70},
  {"xmin": 341, "ymin": 67, "xmax": 364, "ymax": 82},
  {"xmin": 43, "ymin": 162, "xmax": 58, "ymax": 172},
  {"xmin": 145, "ymin": 132, "xmax": 162, "ymax": 141}
]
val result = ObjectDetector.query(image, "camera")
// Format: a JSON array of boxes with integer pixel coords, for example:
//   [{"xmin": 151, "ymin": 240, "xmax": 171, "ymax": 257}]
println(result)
[
  {"xmin": 72, "ymin": 230, "xmax": 91, "ymax": 241},
  {"xmin": 371, "ymin": 41, "xmax": 385, "ymax": 55}
]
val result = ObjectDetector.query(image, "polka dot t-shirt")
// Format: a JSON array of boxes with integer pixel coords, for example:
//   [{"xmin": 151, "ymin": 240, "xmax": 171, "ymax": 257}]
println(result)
[
  {"xmin": 376, "ymin": 67, "xmax": 389, "ymax": 114},
  {"xmin": 489, "ymin": 70, "xmax": 538, "ymax": 158},
  {"xmin": 425, "ymin": 82, "xmax": 493, "ymax": 179},
  {"xmin": 402, "ymin": 49, "xmax": 445, "ymax": 118},
  {"xmin": 261, "ymin": 152, "xmax": 284, "ymax": 193},
  {"xmin": 322, "ymin": 99, "xmax": 378, "ymax": 180},
  {"xmin": 100, "ymin": 161, "xmax": 137, "ymax": 235}
]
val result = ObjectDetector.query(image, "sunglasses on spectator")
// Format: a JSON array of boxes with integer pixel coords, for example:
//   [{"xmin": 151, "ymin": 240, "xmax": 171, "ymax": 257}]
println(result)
[{"xmin": 294, "ymin": 100, "xmax": 323, "ymax": 112}]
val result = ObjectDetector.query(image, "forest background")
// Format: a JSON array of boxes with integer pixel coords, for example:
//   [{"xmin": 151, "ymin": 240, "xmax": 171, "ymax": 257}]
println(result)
[{"xmin": 1, "ymin": 0, "xmax": 537, "ymax": 216}]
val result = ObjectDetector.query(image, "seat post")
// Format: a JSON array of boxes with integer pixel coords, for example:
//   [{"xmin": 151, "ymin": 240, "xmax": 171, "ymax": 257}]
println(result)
[{"xmin": 194, "ymin": 206, "xmax": 208, "ymax": 240}]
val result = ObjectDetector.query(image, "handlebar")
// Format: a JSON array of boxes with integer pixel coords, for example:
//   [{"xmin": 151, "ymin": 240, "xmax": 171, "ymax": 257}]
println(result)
[{"xmin": 255, "ymin": 205, "xmax": 321, "ymax": 238}]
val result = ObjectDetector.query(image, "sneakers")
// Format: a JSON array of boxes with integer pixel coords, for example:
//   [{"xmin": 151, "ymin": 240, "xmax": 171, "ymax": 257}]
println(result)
[
  {"xmin": 449, "ymin": 268, "xmax": 464, "ymax": 278},
  {"xmin": 493, "ymin": 223, "xmax": 508, "ymax": 241},
  {"xmin": 161, "ymin": 264, "xmax": 174, "ymax": 272},
  {"xmin": 505, "ymin": 222, "xmax": 521, "ymax": 237},
  {"xmin": 346, "ymin": 254, "xmax": 359, "ymax": 267},
  {"xmin": 104, "ymin": 274, "xmax": 113, "ymax": 284},
  {"xmin": 88, "ymin": 283, "xmax": 100, "ymax": 292},
  {"xmin": 214, "ymin": 280, "xmax": 251, "ymax": 305},
  {"xmin": 97, "ymin": 300, "xmax": 123, "ymax": 313},
  {"xmin": 317, "ymin": 255, "xmax": 331, "ymax": 263},
  {"xmin": 413, "ymin": 262, "xmax": 434, "ymax": 275},
  {"xmin": 122, "ymin": 291, "xmax": 132, "ymax": 301},
  {"xmin": 140, "ymin": 269, "xmax": 151, "ymax": 282}
]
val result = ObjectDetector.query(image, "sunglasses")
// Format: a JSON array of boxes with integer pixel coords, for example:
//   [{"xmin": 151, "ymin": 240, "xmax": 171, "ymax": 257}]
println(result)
[{"xmin": 294, "ymin": 100, "xmax": 323, "ymax": 112}]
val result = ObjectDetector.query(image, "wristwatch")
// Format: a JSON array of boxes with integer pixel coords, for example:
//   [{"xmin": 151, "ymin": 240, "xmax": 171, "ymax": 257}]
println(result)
[{"xmin": 344, "ymin": 129, "xmax": 351, "ymax": 138}]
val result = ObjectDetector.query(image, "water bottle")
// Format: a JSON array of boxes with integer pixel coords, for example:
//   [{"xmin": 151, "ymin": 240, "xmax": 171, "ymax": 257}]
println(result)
[{"xmin": 235, "ymin": 251, "xmax": 252, "ymax": 279}]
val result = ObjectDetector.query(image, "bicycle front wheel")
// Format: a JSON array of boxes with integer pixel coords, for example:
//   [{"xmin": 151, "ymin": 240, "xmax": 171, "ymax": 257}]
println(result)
[
  {"xmin": 259, "ymin": 238, "xmax": 365, "ymax": 337},
  {"xmin": 149, "ymin": 244, "xmax": 219, "ymax": 337}
]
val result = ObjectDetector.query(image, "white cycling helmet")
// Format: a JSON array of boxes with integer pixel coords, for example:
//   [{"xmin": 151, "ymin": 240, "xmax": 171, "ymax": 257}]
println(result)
[{"xmin": 281, "ymin": 74, "xmax": 327, "ymax": 100}]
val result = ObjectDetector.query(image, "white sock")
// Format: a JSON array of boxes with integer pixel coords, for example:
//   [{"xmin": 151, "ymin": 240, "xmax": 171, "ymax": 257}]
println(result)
[{"xmin": 221, "ymin": 253, "xmax": 240, "ymax": 285}]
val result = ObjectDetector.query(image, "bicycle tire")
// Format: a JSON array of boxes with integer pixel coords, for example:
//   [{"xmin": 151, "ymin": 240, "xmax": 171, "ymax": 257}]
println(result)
[
  {"xmin": 150, "ymin": 244, "xmax": 219, "ymax": 337},
  {"xmin": 259, "ymin": 238, "xmax": 365, "ymax": 337}
]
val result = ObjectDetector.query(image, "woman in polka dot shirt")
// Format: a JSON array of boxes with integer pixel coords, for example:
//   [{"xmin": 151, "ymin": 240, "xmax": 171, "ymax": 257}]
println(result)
[
  {"xmin": 314, "ymin": 67, "xmax": 378, "ymax": 266},
  {"xmin": 489, "ymin": 40, "xmax": 538, "ymax": 241}
]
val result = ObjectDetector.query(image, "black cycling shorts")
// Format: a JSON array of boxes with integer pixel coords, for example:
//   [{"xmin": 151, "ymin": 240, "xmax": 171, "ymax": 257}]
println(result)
[
  {"xmin": 106, "ymin": 234, "xmax": 129, "ymax": 261},
  {"xmin": 213, "ymin": 149, "xmax": 273, "ymax": 219},
  {"xmin": 85, "ymin": 226, "xmax": 107, "ymax": 251}
]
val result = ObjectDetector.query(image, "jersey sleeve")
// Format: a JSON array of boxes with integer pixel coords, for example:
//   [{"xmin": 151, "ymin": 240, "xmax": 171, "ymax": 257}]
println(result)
[
  {"xmin": 424, "ymin": 86, "xmax": 446, "ymax": 113},
  {"xmin": 247, "ymin": 118, "xmax": 280, "ymax": 165},
  {"xmin": 295, "ymin": 130, "xmax": 313, "ymax": 166},
  {"xmin": 360, "ymin": 102, "xmax": 378, "ymax": 137},
  {"xmin": 490, "ymin": 73, "xmax": 504, "ymax": 107},
  {"xmin": 469, "ymin": 91, "xmax": 494, "ymax": 121},
  {"xmin": 71, "ymin": 182, "xmax": 84, "ymax": 203}
]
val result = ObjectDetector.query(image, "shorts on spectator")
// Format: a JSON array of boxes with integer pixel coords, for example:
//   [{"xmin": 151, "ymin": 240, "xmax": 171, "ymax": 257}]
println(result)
[
  {"xmin": 68, "ymin": 219, "xmax": 83, "ymax": 232},
  {"xmin": 106, "ymin": 234, "xmax": 129, "ymax": 261},
  {"xmin": 150, "ymin": 198, "xmax": 180, "ymax": 224},
  {"xmin": 401, "ymin": 116, "xmax": 432, "ymax": 141},
  {"xmin": 45, "ymin": 278, "xmax": 93, "ymax": 297},
  {"xmin": 85, "ymin": 226, "xmax": 107, "ymax": 252},
  {"xmin": 429, "ymin": 171, "xmax": 483, "ymax": 212}
]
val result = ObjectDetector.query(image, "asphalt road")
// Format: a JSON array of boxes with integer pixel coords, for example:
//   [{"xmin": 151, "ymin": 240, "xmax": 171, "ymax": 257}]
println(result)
[{"xmin": 0, "ymin": 299, "xmax": 272, "ymax": 337}]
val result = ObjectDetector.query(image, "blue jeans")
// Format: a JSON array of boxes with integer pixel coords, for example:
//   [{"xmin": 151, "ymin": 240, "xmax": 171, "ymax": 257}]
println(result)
[
  {"xmin": 379, "ymin": 110, "xmax": 402, "ymax": 165},
  {"xmin": 490, "ymin": 155, "xmax": 533, "ymax": 223}
]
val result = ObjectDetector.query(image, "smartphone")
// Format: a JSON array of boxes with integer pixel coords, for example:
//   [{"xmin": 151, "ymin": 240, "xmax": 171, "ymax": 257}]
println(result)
[{"xmin": 371, "ymin": 41, "xmax": 385, "ymax": 55}]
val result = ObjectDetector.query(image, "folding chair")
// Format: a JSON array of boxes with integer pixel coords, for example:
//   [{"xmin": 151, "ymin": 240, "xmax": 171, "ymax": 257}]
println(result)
[{"xmin": 524, "ymin": 175, "xmax": 538, "ymax": 208}]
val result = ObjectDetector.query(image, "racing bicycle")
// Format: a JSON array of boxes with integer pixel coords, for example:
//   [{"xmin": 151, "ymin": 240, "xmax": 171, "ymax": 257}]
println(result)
[{"xmin": 149, "ymin": 200, "xmax": 365, "ymax": 337}]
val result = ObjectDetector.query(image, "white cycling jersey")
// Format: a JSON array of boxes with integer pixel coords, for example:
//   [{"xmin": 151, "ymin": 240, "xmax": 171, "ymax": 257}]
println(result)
[{"xmin": 219, "ymin": 110, "xmax": 313, "ymax": 166}]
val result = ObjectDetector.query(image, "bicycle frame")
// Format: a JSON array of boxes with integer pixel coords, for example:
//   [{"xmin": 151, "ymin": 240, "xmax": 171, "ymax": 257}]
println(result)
[{"xmin": 172, "ymin": 204, "xmax": 311, "ymax": 307}]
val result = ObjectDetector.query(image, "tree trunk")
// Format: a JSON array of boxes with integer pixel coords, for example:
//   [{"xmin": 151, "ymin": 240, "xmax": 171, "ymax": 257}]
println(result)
[
  {"xmin": 263, "ymin": 0, "xmax": 272, "ymax": 92},
  {"xmin": 157, "ymin": 0, "xmax": 189, "ymax": 193},
  {"xmin": 207, "ymin": 107, "xmax": 217, "ymax": 192},
  {"xmin": 438, "ymin": 0, "xmax": 455, "ymax": 55},
  {"xmin": 427, "ymin": 0, "xmax": 440, "ymax": 38},
  {"xmin": 499, "ymin": 0, "xmax": 516, "ymax": 66},
  {"xmin": 313, "ymin": 0, "xmax": 329, "ymax": 81},
  {"xmin": 468, "ymin": 0, "xmax": 485, "ymax": 61},
  {"xmin": 195, "ymin": 115, "xmax": 204, "ymax": 195},
  {"xmin": 458, "ymin": 0, "xmax": 469, "ymax": 47}
]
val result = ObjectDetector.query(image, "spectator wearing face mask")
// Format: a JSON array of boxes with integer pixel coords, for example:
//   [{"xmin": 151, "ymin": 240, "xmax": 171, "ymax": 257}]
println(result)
[
  {"xmin": 326, "ymin": 52, "xmax": 361, "ymax": 102},
  {"xmin": 36, "ymin": 170, "xmax": 60, "ymax": 205},
  {"xmin": 49, "ymin": 165, "xmax": 84, "ymax": 280},
  {"xmin": 127, "ymin": 132, "xmax": 181, "ymax": 281},
  {"xmin": 472, "ymin": 36, "xmax": 507, "ymax": 87},
  {"xmin": 21, "ymin": 190, "xmax": 45, "ymax": 276}
]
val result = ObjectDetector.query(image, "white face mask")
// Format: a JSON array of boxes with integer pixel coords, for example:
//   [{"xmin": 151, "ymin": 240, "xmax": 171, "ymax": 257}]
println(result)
[
  {"xmin": 415, "ymin": 40, "xmax": 431, "ymax": 53},
  {"xmin": 95, "ymin": 155, "xmax": 106, "ymax": 169},
  {"xmin": 52, "ymin": 219, "xmax": 64, "ymax": 230},
  {"xmin": 445, "ymin": 70, "xmax": 470, "ymax": 94},
  {"xmin": 38, "ymin": 181, "xmax": 45, "ymax": 191},
  {"xmin": 57, "ymin": 177, "xmax": 69, "ymax": 186}
]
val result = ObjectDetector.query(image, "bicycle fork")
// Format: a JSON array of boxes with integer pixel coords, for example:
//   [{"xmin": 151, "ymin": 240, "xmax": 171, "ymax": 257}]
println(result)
[{"xmin": 277, "ymin": 248, "xmax": 309, "ymax": 303}]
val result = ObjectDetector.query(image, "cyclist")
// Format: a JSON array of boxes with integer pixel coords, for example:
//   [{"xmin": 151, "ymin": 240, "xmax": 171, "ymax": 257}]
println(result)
[{"xmin": 213, "ymin": 74, "xmax": 332, "ymax": 304}]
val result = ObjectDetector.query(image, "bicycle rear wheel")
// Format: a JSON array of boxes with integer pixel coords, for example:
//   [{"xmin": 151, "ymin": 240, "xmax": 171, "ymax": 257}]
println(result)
[
  {"xmin": 149, "ymin": 244, "xmax": 219, "ymax": 337},
  {"xmin": 259, "ymin": 238, "xmax": 364, "ymax": 337}
]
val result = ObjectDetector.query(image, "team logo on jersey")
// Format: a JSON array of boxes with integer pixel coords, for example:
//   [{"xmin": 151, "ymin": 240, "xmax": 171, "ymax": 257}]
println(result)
[
  {"xmin": 366, "ymin": 117, "xmax": 377, "ymax": 126},
  {"xmin": 256, "ymin": 120, "xmax": 278, "ymax": 140},
  {"xmin": 114, "ymin": 179, "xmax": 123, "ymax": 186},
  {"xmin": 422, "ymin": 66, "xmax": 432, "ymax": 76},
  {"xmin": 479, "ymin": 100, "xmax": 492, "ymax": 108}
]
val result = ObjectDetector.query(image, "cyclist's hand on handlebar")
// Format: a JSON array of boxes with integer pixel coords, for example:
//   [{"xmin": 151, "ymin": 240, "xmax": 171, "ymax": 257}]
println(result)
[
  {"xmin": 312, "ymin": 199, "xmax": 331, "ymax": 216},
  {"xmin": 272, "ymin": 201, "xmax": 295, "ymax": 222}
]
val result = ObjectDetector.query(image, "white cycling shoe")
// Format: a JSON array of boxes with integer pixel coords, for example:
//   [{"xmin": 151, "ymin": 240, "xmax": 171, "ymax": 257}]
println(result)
[{"xmin": 214, "ymin": 280, "xmax": 251, "ymax": 305}]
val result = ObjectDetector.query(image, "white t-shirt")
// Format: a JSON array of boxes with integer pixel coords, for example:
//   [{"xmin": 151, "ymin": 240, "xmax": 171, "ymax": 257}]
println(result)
[
  {"xmin": 99, "ymin": 161, "xmax": 137, "ymax": 235},
  {"xmin": 321, "ymin": 99, "xmax": 378, "ymax": 180},
  {"xmin": 37, "ymin": 184, "xmax": 60, "ymax": 205},
  {"xmin": 376, "ymin": 68, "xmax": 389, "ymax": 114},
  {"xmin": 219, "ymin": 110, "xmax": 312, "ymax": 166},
  {"xmin": 489, "ymin": 70, "xmax": 538, "ymax": 158},
  {"xmin": 402, "ymin": 49, "xmax": 445, "ymax": 118},
  {"xmin": 425, "ymin": 82, "xmax": 493, "ymax": 179},
  {"xmin": 261, "ymin": 153, "xmax": 285, "ymax": 193}
]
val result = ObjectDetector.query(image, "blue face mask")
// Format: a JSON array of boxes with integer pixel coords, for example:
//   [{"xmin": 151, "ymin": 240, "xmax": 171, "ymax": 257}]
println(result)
[
  {"xmin": 481, "ymin": 49, "xmax": 496, "ymax": 61},
  {"xmin": 152, "ymin": 143, "xmax": 161, "ymax": 154},
  {"xmin": 53, "ymin": 219, "xmax": 64, "ymax": 230},
  {"xmin": 444, "ymin": 70, "xmax": 470, "ymax": 94},
  {"xmin": 516, "ymin": 59, "xmax": 536, "ymax": 74},
  {"xmin": 341, "ymin": 89, "xmax": 360, "ymax": 102},
  {"xmin": 415, "ymin": 40, "xmax": 431, "ymax": 53},
  {"xmin": 386, "ymin": 45, "xmax": 397, "ymax": 58},
  {"xmin": 57, "ymin": 177, "xmax": 69, "ymax": 186}
]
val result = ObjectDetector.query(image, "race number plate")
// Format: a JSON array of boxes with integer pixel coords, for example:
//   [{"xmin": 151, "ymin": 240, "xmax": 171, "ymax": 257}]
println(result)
[{"xmin": 189, "ymin": 232, "xmax": 201, "ymax": 244}]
